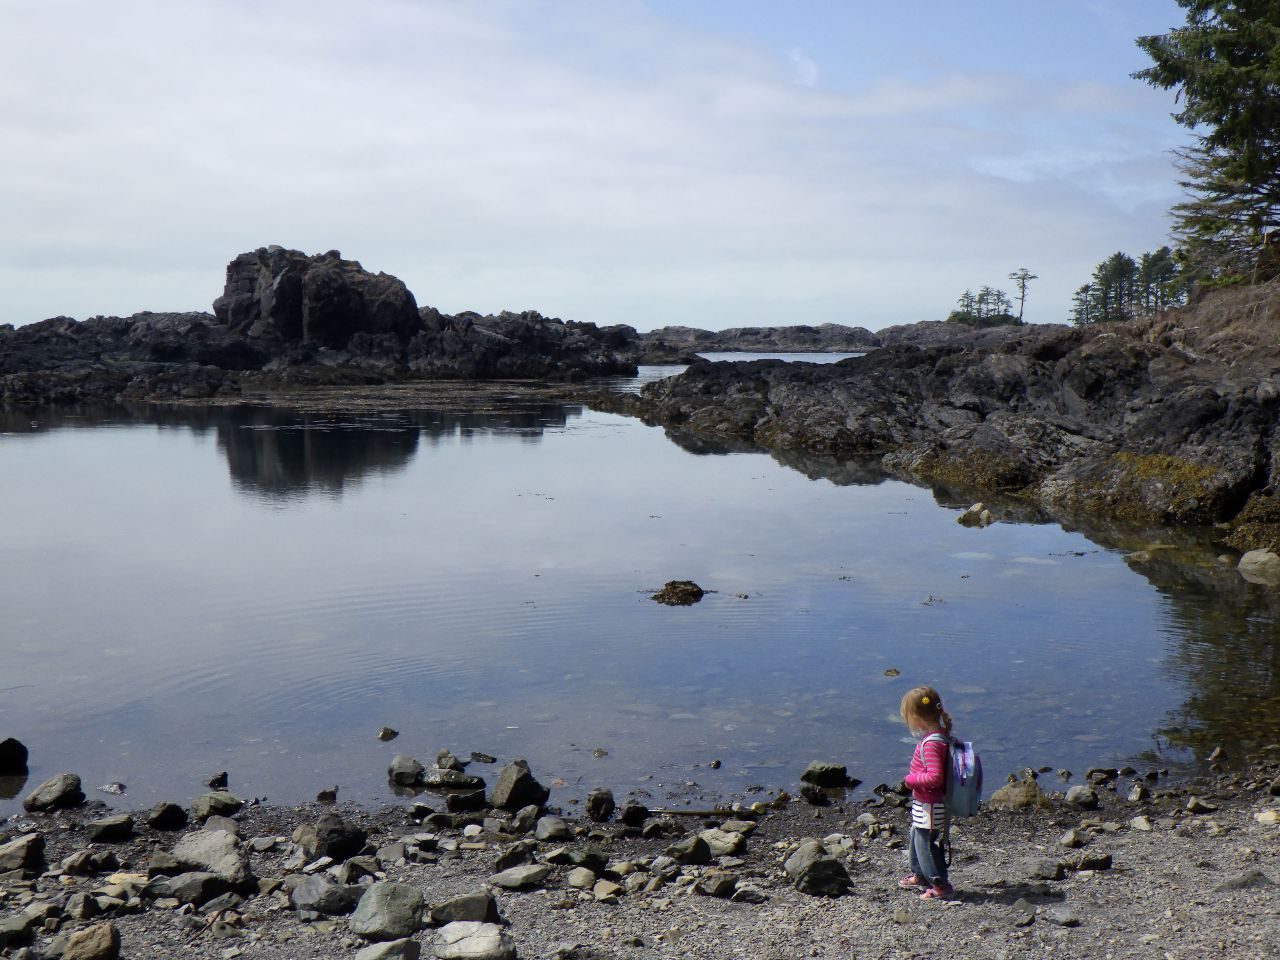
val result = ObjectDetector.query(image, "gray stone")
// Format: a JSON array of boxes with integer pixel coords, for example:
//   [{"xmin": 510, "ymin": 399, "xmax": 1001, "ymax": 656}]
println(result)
[
  {"xmin": 190, "ymin": 792, "xmax": 244, "ymax": 820},
  {"xmin": 535, "ymin": 817, "xmax": 571, "ymax": 842},
  {"xmin": 287, "ymin": 874, "xmax": 361, "ymax": 915},
  {"xmin": 698, "ymin": 872, "xmax": 737, "ymax": 898},
  {"xmin": 0, "ymin": 737, "xmax": 28, "ymax": 776},
  {"xmin": 730, "ymin": 883, "xmax": 768, "ymax": 904},
  {"xmin": 666, "ymin": 835, "xmax": 711, "ymax": 865},
  {"xmin": 492, "ymin": 839, "xmax": 537, "ymax": 871},
  {"xmin": 783, "ymin": 840, "xmax": 851, "ymax": 897},
  {"xmin": 1130, "ymin": 815, "xmax": 1154, "ymax": 831},
  {"xmin": 1058, "ymin": 828, "xmax": 1087, "ymax": 849},
  {"xmin": 86, "ymin": 815, "xmax": 134, "ymax": 844},
  {"xmin": 358, "ymin": 939, "xmax": 422, "ymax": 960},
  {"xmin": 488, "ymin": 759, "xmax": 549, "ymax": 811},
  {"xmin": 618, "ymin": 802, "xmax": 650, "ymax": 827},
  {"xmin": 0, "ymin": 913, "xmax": 37, "ymax": 949},
  {"xmin": 389, "ymin": 755, "xmax": 425, "ymax": 787},
  {"xmin": 350, "ymin": 882, "xmax": 424, "ymax": 940},
  {"xmin": 171, "ymin": 829, "xmax": 252, "ymax": 885},
  {"xmin": 292, "ymin": 813, "xmax": 367, "ymax": 862},
  {"xmin": 719, "ymin": 819, "xmax": 758, "ymax": 836},
  {"xmin": 429, "ymin": 891, "xmax": 501, "ymax": 927},
  {"xmin": 434, "ymin": 921, "xmax": 516, "ymax": 960},
  {"xmin": 699, "ymin": 828, "xmax": 745, "ymax": 857},
  {"xmin": 987, "ymin": 777, "xmax": 1050, "ymax": 811},
  {"xmin": 198, "ymin": 892, "xmax": 245, "ymax": 914},
  {"xmin": 0, "ymin": 833, "xmax": 44, "ymax": 873},
  {"xmin": 147, "ymin": 872, "xmax": 229, "ymax": 907},
  {"xmin": 1044, "ymin": 906, "xmax": 1080, "ymax": 927},
  {"xmin": 1214, "ymin": 868, "xmax": 1274, "ymax": 892},
  {"xmin": 1238, "ymin": 549, "xmax": 1280, "ymax": 584},
  {"xmin": 1065, "ymin": 785, "xmax": 1099, "ymax": 810},
  {"xmin": 22, "ymin": 773, "xmax": 85, "ymax": 812},
  {"xmin": 63, "ymin": 922, "xmax": 120, "ymax": 960},
  {"xmin": 566, "ymin": 867, "xmax": 596, "ymax": 889},
  {"xmin": 203, "ymin": 815, "xmax": 239, "ymax": 836},
  {"xmin": 800, "ymin": 761, "xmax": 848, "ymax": 788},
  {"xmin": 585, "ymin": 789, "xmax": 615, "ymax": 822},
  {"xmin": 446, "ymin": 789, "xmax": 488, "ymax": 813},
  {"xmin": 489, "ymin": 863, "xmax": 551, "ymax": 890},
  {"xmin": 64, "ymin": 892, "xmax": 100, "ymax": 922},
  {"xmin": 1186, "ymin": 796, "xmax": 1218, "ymax": 815},
  {"xmin": 147, "ymin": 801, "xmax": 189, "ymax": 831},
  {"xmin": 1026, "ymin": 858, "xmax": 1065, "ymax": 881},
  {"xmin": 422, "ymin": 768, "xmax": 485, "ymax": 790},
  {"xmin": 592, "ymin": 879, "xmax": 623, "ymax": 901},
  {"xmin": 1074, "ymin": 851, "xmax": 1112, "ymax": 871}
]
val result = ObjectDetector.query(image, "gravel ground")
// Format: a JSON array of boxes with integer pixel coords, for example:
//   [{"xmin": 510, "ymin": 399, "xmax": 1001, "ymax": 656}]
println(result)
[{"xmin": 3, "ymin": 758, "xmax": 1279, "ymax": 960}]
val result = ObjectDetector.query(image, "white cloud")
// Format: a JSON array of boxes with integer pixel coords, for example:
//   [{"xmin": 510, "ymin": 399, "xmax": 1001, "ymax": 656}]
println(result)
[
  {"xmin": 789, "ymin": 48, "xmax": 819, "ymax": 87},
  {"xmin": 0, "ymin": 0, "xmax": 1185, "ymax": 330}
]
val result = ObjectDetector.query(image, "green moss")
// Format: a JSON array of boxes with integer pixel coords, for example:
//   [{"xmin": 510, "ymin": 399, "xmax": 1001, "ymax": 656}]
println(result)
[
  {"xmin": 908, "ymin": 449, "xmax": 1035, "ymax": 492},
  {"xmin": 1059, "ymin": 452, "xmax": 1226, "ymax": 525},
  {"xmin": 1223, "ymin": 490, "xmax": 1280, "ymax": 553}
]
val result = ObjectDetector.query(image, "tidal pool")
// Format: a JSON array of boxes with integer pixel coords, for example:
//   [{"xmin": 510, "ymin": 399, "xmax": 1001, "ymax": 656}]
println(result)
[{"xmin": 1, "ymin": 373, "xmax": 1276, "ymax": 816}]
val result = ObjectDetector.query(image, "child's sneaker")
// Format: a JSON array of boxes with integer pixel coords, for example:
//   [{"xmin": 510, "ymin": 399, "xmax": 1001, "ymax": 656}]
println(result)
[
  {"xmin": 898, "ymin": 875, "xmax": 925, "ymax": 889},
  {"xmin": 919, "ymin": 883, "xmax": 954, "ymax": 900}
]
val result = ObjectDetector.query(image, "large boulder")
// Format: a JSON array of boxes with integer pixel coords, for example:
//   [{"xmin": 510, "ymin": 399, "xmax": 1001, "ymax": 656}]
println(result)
[
  {"xmin": 433, "ymin": 921, "xmax": 516, "ymax": 960},
  {"xmin": 292, "ymin": 812, "xmax": 367, "ymax": 862},
  {"xmin": 0, "ymin": 833, "xmax": 44, "ymax": 874},
  {"xmin": 0, "ymin": 738, "xmax": 28, "ymax": 775},
  {"xmin": 213, "ymin": 247, "xmax": 420, "ymax": 349},
  {"xmin": 349, "ymin": 882, "xmax": 424, "ymax": 940},
  {"xmin": 487, "ymin": 759, "xmax": 549, "ymax": 811},
  {"xmin": 170, "ymin": 829, "xmax": 252, "ymax": 886},
  {"xmin": 783, "ymin": 839, "xmax": 851, "ymax": 897},
  {"xmin": 22, "ymin": 773, "xmax": 85, "ymax": 812}
]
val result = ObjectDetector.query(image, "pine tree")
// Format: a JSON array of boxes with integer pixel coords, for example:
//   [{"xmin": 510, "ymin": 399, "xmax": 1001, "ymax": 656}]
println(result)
[
  {"xmin": 1007, "ymin": 268, "xmax": 1038, "ymax": 323},
  {"xmin": 1134, "ymin": 3, "xmax": 1280, "ymax": 278}
]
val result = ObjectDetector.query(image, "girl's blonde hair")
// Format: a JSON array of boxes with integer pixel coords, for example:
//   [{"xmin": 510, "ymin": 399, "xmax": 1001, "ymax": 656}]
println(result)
[{"xmin": 900, "ymin": 685, "xmax": 953, "ymax": 735}]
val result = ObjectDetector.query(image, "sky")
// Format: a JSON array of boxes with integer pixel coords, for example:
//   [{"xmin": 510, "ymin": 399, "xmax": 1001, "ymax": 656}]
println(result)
[{"xmin": 1, "ymin": 0, "xmax": 1191, "ymax": 331}]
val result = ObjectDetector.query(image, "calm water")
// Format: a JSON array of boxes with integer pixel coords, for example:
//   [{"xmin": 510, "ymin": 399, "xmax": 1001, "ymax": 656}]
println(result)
[{"xmin": 2, "ymin": 360, "xmax": 1277, "ymax": 816}]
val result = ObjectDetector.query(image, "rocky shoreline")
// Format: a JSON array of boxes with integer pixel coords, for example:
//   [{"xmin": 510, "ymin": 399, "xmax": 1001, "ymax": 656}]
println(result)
[
  {"xmin": 590, "ymin": 281, "xmax": 1280, "ymax": 557},
  {"xmin": 2, "ymin": 742, "xmax": 1279, "ymax": 960}
]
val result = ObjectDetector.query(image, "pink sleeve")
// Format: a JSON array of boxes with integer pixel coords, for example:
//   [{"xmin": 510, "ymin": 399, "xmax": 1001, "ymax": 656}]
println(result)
[{"xmin": 909, "ymin": 737, "xmax": 947, "ymax": 792}]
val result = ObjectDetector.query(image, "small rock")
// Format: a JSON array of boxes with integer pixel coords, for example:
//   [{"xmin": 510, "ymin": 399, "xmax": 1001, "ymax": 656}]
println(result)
[
  {"xmin": 316, "ymin": 786, "xmax": 338, "ymax": 804},
  {"xmin": 566, "ymin": 867, "xmax": 596, "ymax": 890},
  {"xmin": 618, "ymin": 802, "xmax": 650, "ymax": 827},
  {"xmin": 1186, "ymin": 797, "xmax": 1218, "ymax": 815},
  {"xmin": 489, "ymin": 863, "xmax": 551, "ymax": 890},
  {"xmin": 22, "ymin": 773, "xmax": 85, "ymax": 812},
  {"xmin": 428, "ymin": 891, "xmax": 500, "ymax": 927},
  {"xmin": 783, "ymin": 840, "xmax": 851, "ymax": 897},
  {"xmin": 0, "ymin": 834, "xmax": 44, "ymax": 874},
  {"xmin": 287, "ymin": 874, "xmax": 362, "ymax": 916},
  {"xmin": 148, "ymin": 802, "xmax": 189, "ymax": 831},
  {"xmin": 730, "ymin": 883, "xmax": 767, "ymax": 904},
  {"xmin": 434, "ymin": 921, "xmax": 515, "ymax": 960},
  {"xmin": 1237, "ymin": 549, "xmax": 1280, "ymax": 584},
  {"xmin": 665, "ymin": 835, "xmax": 711, "ymax": 866},
  {"xmin": 1254, "ymin": 808, "xmax": 1280, "ymax": 824},
  {"xmin": 1065, "ymin": 785, "xmax": 1099, "ymax": 810},
  {"xmin": 1058, "ymin": 828, "xmax": 1087, "ymax": 849},
  {"xmin": 389, "ymin": 755, "xmax": 425, "ymax": 787},
  {"xmin": 437, "ymin": 749, "xmax": 466, "ymax": 771},
  {"xmin": 535, "ymin": 816, "xmax": 571, "ymax": 842},
  {"xmin": 357, "ymin": 938, "xmax": 421, "ymax": 960},
  {"xmin": 585, "ymin": 788, "xmax": 615, "ymax": 822},
  {"xmin": 697, "ymin": 872, "xmax": 737, "ymax": 898},
  {"xmin": 63, "ymin": 922, "xmax": 120, "ymax": 960},
  {"xmin": 650, "ymin": 580, "xmax": 704, "ymax": 605},
  {"xmin": 487, "ymin": 759, "xmax": 549, "ymax": 811},
  {"xmin": 190, "ymin": 792, "xmax": 244, "ymax": 821},
  {"xmin": 1026, "ymin": 858, "xmax": 1065, "ymax": 881},
  {"xmin": 1127, "ymin": 783, "xmax": 1149, "ymax": 802},
  {"xmin": 1214, "ymin": 869, "xmax": 1274, "ymax": 891},
  {"xmin": 1074, "ymin": 851, "xmax": 1112, "ymax": 871},
  {"xmin": 592, "ymin": 879, "xmax": 623, "ymax": 901},
  {"xmin": 171, "ymin": 830, "xmax": 252, "ymax": 885},
  {"xmin": 378, "ymin": 727, "xmax": 400, "ymax": 742},
  {"xmin": 350, "ymin": 882, "xmax": 424, "ymax": 941},
  {"xmin": 987, "ymin": 777, "xmax": 1050, "ymax": 811},
  {"xmin": 292, "ymin": 812, "xmax": 367, "ymax": 862},
  {"xmin": 203, "ymin": 815, "xmax": 239, "ymax": 836},
  {"xmin": 0, "ymin": 738, "xmax": 28, "ymax": 776},
  {"xmin": 446, "ymin": 789, "xmax": 488, "ymax": 813},
  {"xmin": 1044, "ymin": 906, "xmax": 1079, "ymax": 927},
  {"xmin": 207, "ymin": 772, "xmax": 229, "ymax": 790},
  {"xmin": 699, "ymin": 828, "xmax": 745, "ymax": 857},
  {"xmin": 1129, "ymin": 815, "xmax": 1154, "ymax": 831},
  {"xmin": 800, "ymin": 761, "xmax": 849, "ymax": 788}
]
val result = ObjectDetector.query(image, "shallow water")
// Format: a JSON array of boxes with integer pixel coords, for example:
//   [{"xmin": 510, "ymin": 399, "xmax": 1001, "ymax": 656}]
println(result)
[{"xmin": 1, "ymin": 363, "xmax": 1277, "ymax": 816}]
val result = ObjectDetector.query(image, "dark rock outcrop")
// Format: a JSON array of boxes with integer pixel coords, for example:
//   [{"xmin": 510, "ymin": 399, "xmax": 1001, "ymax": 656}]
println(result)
[
  {"xmin": 2, "ymin": 247, "xmax": 636, "ymax": 405},
  {"xmin": 608, "ymin": 285, "xmax": 1280, "ymax": 548}
]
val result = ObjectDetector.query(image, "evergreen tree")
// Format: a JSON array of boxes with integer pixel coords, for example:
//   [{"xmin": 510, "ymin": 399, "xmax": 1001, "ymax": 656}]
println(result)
[
  {"xmin": 1007, "ymin": 267, "xmax": 1038, "ymax": 323},
  {"xmin": 1134, "ymin": 3, "xmax": 1280, "ymax": 278}
]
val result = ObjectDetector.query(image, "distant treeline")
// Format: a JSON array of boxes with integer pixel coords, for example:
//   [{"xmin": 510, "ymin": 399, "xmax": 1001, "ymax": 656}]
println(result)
[{"xmin": 1069, "ymin": 246, "xmax": 1185, "ymax": 326}]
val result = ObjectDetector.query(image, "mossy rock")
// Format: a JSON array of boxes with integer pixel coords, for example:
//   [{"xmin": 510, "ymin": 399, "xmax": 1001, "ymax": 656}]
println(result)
[{"xmin": 1224, "ymin": 490, "xmax": 1280, "ymax": 553}]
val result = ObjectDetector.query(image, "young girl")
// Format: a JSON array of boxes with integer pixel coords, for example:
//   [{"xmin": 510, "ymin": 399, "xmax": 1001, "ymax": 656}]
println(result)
[{"xmin": 899, "ymin": 684, "xmax": 955, "ymax": 900}]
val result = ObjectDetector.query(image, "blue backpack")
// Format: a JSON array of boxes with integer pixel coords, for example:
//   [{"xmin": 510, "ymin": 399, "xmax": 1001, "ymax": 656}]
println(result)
[{"xmin": 924, "ymin": 733, "xmax": 983, "ymax": 817}]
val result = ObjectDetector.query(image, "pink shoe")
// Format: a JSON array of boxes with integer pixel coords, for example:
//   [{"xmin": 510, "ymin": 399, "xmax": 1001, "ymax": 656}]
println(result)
[
  {"xmin": 898, "ymin": 875, "xmax": 925, "ymax": 889},
  {"xmin": 919, "ymin": 883, "xmax": 954, "ymax": 900}
]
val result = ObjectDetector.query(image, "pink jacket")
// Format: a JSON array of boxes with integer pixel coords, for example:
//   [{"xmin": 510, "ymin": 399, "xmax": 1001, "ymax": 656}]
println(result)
[{"xmin": 904, "ymin": 733, "xmax": 948, "ymax": 804}]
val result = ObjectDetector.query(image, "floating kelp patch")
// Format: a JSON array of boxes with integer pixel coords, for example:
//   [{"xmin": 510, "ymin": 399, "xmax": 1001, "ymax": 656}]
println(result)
[{"xmin": 651, "ymin": 580, "xmax": 705, "ymax": 605}]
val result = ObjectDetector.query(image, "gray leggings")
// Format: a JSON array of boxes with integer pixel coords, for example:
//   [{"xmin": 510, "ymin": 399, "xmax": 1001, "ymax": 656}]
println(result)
[{"xmin": 909, "ymin": 826, "xmax": 949, "ymax": 886}]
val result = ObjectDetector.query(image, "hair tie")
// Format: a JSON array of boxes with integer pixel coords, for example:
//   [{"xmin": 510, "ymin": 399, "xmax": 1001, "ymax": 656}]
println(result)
[{"xmin": 920, "ymin": 696, "xmax": 930, "ymax": 705}]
